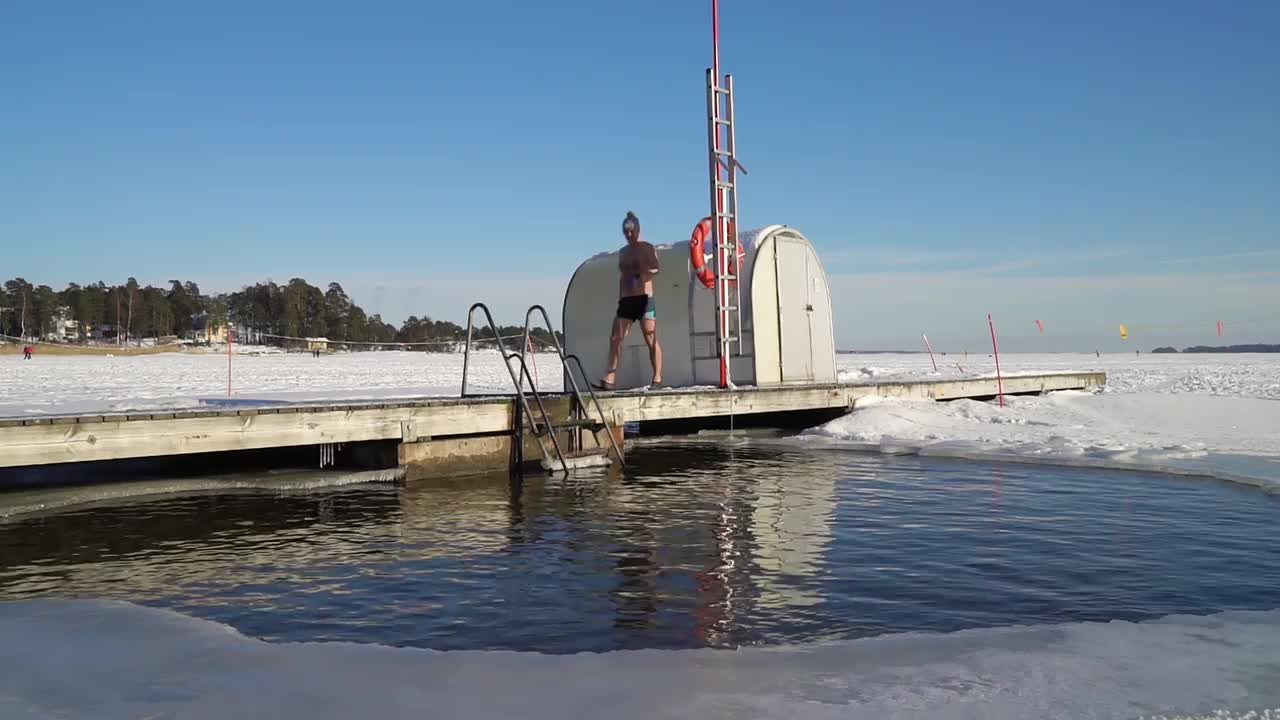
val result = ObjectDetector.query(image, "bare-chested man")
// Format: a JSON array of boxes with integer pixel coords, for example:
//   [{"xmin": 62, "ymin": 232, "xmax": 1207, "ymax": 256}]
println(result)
[{"xmin": 595, "ymin": 211, "xmax": 663, "ymax": 390}]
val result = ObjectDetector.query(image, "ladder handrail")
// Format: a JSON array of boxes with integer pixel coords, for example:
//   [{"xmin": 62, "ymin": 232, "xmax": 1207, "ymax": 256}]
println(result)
[
  {"xmin": 725, "ymin": 73, "xmax": 743, "ymax": 358},
  {"xmin": 460, "ymin": 302, "xmax": 509, "ymax": 398},
  {"xmin": 461, "ymin": 302, "xmax": 569, "ymax": 474},
  {"xmin": 519, "ymin": 305, "xmax": 625, "ymax": 469},
  {"xmin": 562, "ymin": 353, "xmax": 626, "ymax": 468},
  {"xmin": 507, "ymin": 350, "xmax": 570, "ymax": 474},
  {"xmin": 518, "ymin": 305, "xmax": 566, "ymax": 383}
]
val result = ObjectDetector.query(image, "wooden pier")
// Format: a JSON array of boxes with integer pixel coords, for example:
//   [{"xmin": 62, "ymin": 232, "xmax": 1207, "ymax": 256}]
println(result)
[{"xmin": 0, "ymin": 372, "xmax": 1105, "ymax": 480}]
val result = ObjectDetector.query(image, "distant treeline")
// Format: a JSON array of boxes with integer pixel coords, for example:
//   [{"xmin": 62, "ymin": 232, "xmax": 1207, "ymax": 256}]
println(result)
[
  {"xmin": 1, "ymin": 277, "xmax": 560, "ymax": 350},
  {"xmin": 1151, "ymin": 344, "xmax": 1280, "ymax": 354}
]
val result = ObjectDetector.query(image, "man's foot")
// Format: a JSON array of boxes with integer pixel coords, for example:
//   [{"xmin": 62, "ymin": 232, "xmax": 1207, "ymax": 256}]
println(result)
[
  {"xmin": 649, "ymin": 379, "xmax": 668, "ymax": 390},
  {"xmin": 592, "ymin": 380, "xmax": 615, "ymax": 392}
]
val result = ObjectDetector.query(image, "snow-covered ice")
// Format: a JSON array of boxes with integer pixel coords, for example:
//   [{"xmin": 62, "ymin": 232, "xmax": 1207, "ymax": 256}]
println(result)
[
  {"xmin": 836, "ymin": 351, "xmax": 1280, "ymax": 399},
  {"xmin": 0, "ymin": 348, "xmax": 565, "ymax": 417},
  {"xmin": 1, "ymin": 599, "xmax": 1278, "ymax": 720},
  {"xmin": 811, "ymin": 353, "xmax": 1280, "ymax": 490}
]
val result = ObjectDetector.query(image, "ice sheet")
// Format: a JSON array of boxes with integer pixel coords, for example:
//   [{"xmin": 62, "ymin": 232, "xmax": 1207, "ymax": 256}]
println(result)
[
  {"xmin": 836, "ymin": 352, "xmax": 1280, "ymax": 399},
  {"xmin": 3, "ymin": 350, "xmax": 1275, "ymax": 415},
  {"xmin": 0, "ymin": 599, "xmax": 1277, "ymax": 719},
  {"xmin": 0, "ymin": 349, "xmax": 565, "ymax": 417},
  {"xmin": 805, "ymin": 392, "xmax": 1280, "ymax": 489},
  {"xmin": 804, "ymin": 353, "xmax": 1280, "ymax": 488}
]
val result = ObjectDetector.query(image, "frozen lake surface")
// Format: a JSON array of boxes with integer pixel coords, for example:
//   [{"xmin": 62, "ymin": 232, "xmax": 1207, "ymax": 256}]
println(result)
[{"xmin": 2, "ymin": 351, "xmax": 1279, "ymax": 718}]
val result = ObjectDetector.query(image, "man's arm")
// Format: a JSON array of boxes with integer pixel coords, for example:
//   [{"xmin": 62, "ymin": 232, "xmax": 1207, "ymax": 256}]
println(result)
[{"xmin": 636, "ymin": 243, "xmax": 660, "ymax": 282}]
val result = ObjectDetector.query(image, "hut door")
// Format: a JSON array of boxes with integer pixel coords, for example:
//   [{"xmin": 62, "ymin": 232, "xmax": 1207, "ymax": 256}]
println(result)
[{"xmin": 775, "ymin": 237, "xmax": 814, "ymax": 382}]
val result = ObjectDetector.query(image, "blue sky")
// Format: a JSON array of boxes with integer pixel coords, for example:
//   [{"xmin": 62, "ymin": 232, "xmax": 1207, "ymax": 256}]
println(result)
[{"xmin": 2, "ymin": 0, "xmax": 1277, "ymax": 351}]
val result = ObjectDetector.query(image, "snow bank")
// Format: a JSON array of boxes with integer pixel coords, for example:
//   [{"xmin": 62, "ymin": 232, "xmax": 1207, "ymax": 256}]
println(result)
[
  {"xmin": 816, "ymin": 353, "xmax": 1280, "ymax": 488},
  {"xmin": 1, "ymin": 599, "xmax": 1278, "ymax": 719},
  {"xmin": 804, "ymin": 392, "xmax": 1280, "ymax": 490}
]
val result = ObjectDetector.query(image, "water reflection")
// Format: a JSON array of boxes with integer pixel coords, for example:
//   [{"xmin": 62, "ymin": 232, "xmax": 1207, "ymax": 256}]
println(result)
[{"xmin": 1, "ymin": 442, "xmax": 1278, "ymax": 652}]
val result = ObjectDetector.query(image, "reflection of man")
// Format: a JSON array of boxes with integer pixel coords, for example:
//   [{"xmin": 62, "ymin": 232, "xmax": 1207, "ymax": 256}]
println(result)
[{"xmin": 595, "ymin": 211, "xmax": 663, "ymax": 390}]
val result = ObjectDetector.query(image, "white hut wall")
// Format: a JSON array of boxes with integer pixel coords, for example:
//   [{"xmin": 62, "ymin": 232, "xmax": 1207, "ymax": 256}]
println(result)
[{"xmin": 562, "ymin": 246, "xmax": 697, "ymax": 389}]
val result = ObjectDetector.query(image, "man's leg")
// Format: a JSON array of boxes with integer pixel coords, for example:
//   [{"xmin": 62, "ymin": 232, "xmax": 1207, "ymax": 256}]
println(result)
[
  {"xmin": 642, "ymin": 318, "xmax": 662, "ymax": 384},
  {"xmin": 602, "ymin": 317, "xmax": 632, "ymax": 387}
]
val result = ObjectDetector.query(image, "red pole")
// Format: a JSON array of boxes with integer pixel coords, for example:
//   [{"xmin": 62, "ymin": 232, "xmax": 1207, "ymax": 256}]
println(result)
[
  {"xmin": 922, "ymin": 332, "xmax": 938, "ymax": 372},
  {"xmin": 527, "ymin": 335, "xmax": 539, "ymax": 388},
  {"xmin": 988, "ymin": 314, "xmax": 1004, "ymax": 408},
  {"xmin": 227, "ymin": 326, "xmax": 233, "ymax": 396},
  {"xmin": 712, "ymin": 0, "xmax": 720, "ymax": 74}
]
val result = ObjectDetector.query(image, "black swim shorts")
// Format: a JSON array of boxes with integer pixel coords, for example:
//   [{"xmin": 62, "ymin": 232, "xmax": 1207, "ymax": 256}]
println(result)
[{"xmin": 616, "ymin": 295, "xmax": 656, "ymax": 322}]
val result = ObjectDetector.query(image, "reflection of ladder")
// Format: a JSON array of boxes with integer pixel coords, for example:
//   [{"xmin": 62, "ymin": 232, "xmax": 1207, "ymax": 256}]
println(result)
[
  {"xmin": 460, "ymin": 303, "xmax": 624, "ymax": 475},
  {"xmin": 706, "ymin": 63, "xmax": 747, "ymax": 388}
]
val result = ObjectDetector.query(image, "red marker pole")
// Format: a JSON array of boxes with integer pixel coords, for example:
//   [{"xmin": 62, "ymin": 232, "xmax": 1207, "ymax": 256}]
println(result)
[
  {"xmin": 712, "ymin": 0, "xmax": 720, "ymax": 74},
  {"xmin": 922, "ymin": 332, "xmax": 938, "ymax": 372},
  {"xmin": 227, "ymin": 326, "xmax": 233, "ymax": 397},
  {"xmin": 527, "ymin": 335, "xmax": 539, "ymax": 388},
  {"xmin": 988, "ymin": 314, "xmax": 1004, "ymax": 408}
]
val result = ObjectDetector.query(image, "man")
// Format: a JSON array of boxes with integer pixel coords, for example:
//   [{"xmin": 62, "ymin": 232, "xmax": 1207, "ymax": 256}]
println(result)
[{"xmin": 595, "ymin": 211, "xmax": 663, "ymax": 390}]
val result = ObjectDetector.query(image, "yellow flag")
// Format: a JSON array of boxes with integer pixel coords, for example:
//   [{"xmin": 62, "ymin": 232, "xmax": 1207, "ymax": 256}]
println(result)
[{"xmin": 1119, "ymin": 324, "xmax": 1128, "ymax": 339}]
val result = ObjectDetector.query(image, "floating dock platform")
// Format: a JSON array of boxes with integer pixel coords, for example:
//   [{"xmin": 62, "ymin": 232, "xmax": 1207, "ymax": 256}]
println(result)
[{"xmin": 0, "ymin": 372, "xmax": 1105, "ymax": 480}]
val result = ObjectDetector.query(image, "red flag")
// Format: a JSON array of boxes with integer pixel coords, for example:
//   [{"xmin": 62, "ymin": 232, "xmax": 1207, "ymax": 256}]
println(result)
[
  {"xmin": 1034, "ymin": 319, "xmax": 1044, "ymax": 335},
  {"xmin": 1217, "ymin": 320, "xmax": 1224, "ymax": 338}
]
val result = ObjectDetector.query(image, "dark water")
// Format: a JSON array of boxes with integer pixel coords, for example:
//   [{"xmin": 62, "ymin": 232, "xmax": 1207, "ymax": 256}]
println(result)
[{"xmin": 1, "ymin": 441, "xmax": 1278, "ymax": 653}]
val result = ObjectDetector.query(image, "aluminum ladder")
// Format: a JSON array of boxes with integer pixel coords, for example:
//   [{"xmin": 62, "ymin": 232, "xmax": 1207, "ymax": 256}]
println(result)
[
  {"xmin": 704, "ymin": 64, "xmax": 749, "ymax": 388},
  {"xmin": 460, "ymin": 303, "xmax": 623, "ymax": 475}
]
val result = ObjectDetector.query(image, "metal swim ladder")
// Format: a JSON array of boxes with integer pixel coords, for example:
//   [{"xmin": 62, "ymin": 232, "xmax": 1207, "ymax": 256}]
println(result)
[{"xmin": 460, "ymin": 303, "xmax": 624, "ymax": 475}]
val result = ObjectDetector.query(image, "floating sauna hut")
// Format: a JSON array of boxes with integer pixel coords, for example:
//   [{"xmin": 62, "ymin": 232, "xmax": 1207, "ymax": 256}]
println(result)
[{"xmin": 562, "ymin": 225, "xmax": 836, "ymax": 389}]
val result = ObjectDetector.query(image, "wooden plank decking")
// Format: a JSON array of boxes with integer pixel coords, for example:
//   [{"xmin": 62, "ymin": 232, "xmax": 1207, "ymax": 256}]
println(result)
[{"xmin": 0, "ymin": 372, "xmax": 1105, "ymax": 469}]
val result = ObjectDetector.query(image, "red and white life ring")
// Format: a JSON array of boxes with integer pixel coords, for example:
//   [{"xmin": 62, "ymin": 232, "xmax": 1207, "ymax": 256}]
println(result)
[{"xmin": 688, "ymin": 216, "xmax": 745, "ymax": 289}]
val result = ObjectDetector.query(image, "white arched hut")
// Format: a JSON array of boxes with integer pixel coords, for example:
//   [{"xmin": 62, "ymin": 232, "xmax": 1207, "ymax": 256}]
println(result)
[{"xmin": 562, "ymin": 225, "xmax": 836, "ymax": 389}]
